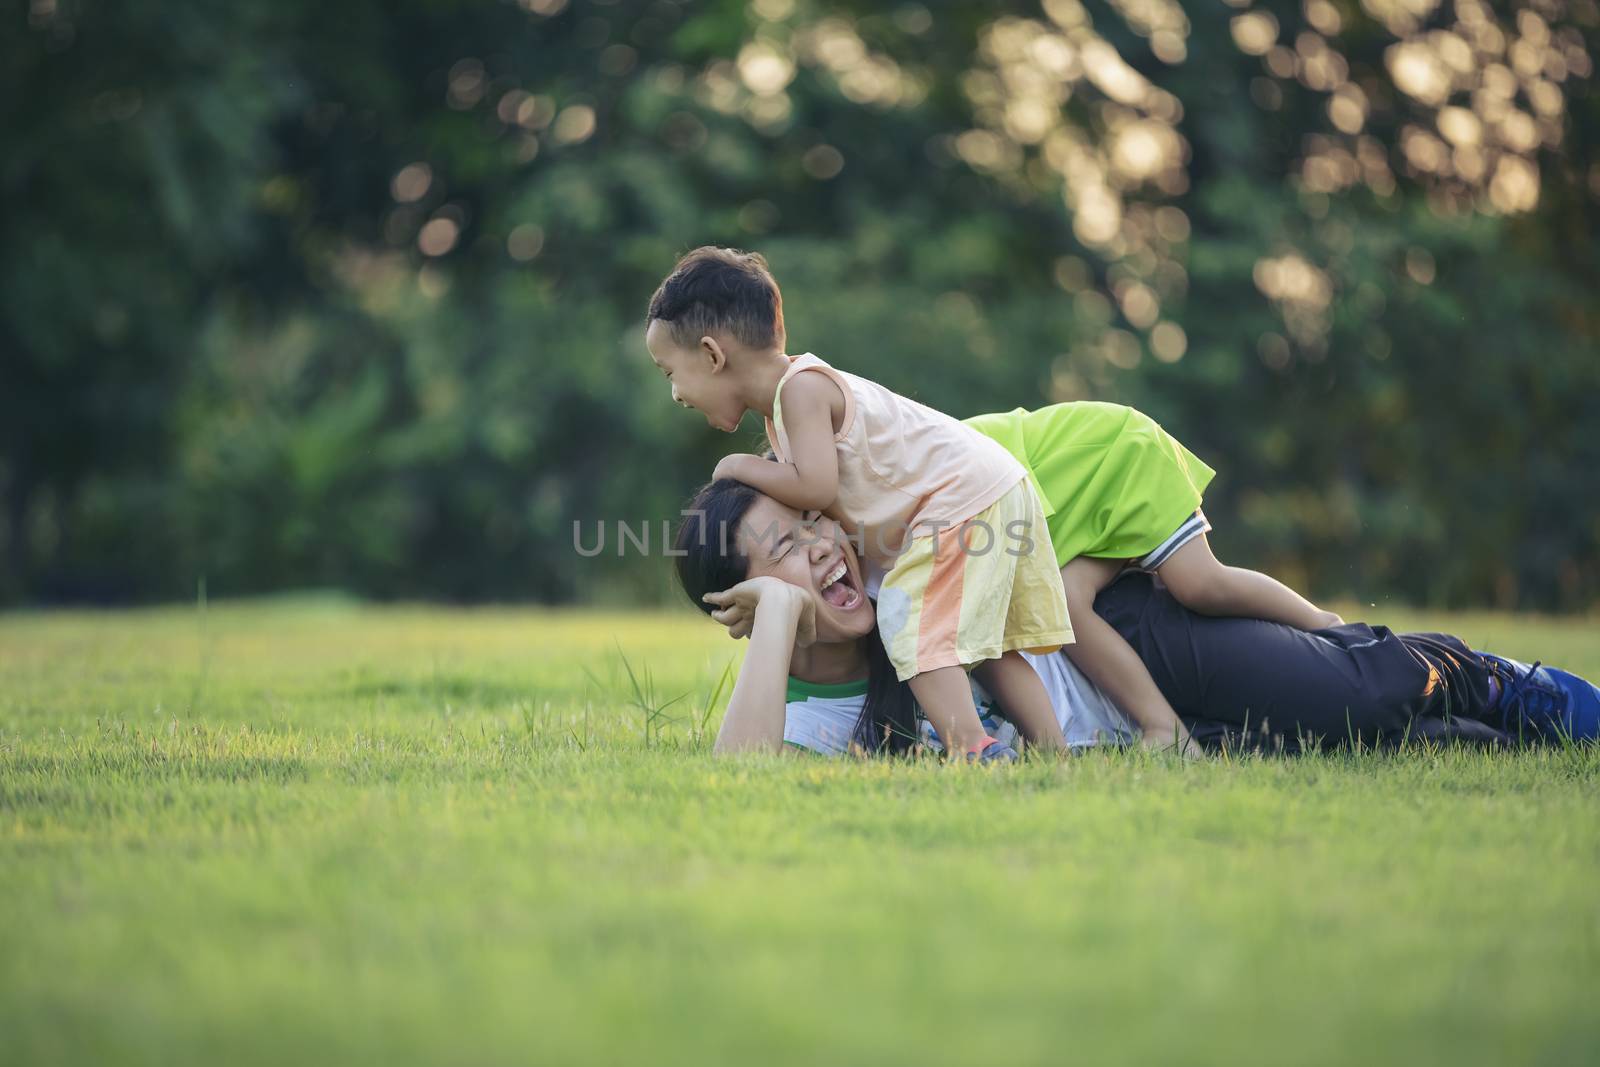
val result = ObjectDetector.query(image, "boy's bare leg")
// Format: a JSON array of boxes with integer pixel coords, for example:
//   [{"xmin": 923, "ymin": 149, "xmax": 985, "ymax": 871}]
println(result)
[
  {"xmin": 1061, "ymin": 557, "xmax": 1195, "ymax": 754},
  {"xmin": 972, "ymin": 651, "xmax": 1068, "ymax": 754},
  {"xmin": 1156, "ymin": 535, "xmax": 1343, "ymax": 630},
  {"xmin": 907, "ymin": 666, "xmax": 990, "ymax": 755}
]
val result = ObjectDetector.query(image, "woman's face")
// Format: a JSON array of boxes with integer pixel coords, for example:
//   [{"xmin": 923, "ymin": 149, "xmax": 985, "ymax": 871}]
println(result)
[{"xmin": 735, "ymin": 495, "xmax": 874, "ymax": 643}]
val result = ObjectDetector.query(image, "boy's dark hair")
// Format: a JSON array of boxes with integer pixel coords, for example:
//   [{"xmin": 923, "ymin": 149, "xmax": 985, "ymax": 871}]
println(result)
[{"xmin": 646, "ymin": 246, "xmax": 785, "ymax": 352}]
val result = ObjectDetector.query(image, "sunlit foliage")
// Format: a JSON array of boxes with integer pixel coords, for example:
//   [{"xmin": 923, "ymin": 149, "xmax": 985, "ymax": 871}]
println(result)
[{"xmin": 3, "ymin": 0, "xmax": 1597, "ymax": 609}]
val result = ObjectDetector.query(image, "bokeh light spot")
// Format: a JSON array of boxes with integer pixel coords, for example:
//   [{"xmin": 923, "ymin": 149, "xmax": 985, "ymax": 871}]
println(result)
[
  {"xmin": 391, "ymin": 163, "xmax": 433, "ymax": 203},
  {"xmin": 418, "ymin": 217, "xmax": 460, "ymax": 257}
]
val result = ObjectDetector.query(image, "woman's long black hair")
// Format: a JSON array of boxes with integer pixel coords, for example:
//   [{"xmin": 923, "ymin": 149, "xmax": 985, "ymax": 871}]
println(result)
[{"xmin": 673, "ymin": 478, "xmax": 920, "ymax": 755}]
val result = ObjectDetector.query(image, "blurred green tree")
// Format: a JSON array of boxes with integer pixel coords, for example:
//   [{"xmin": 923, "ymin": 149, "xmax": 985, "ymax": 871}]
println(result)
[{"xmin": 4, "ymin": 0, "xmax": 1596, "ymax": 609}]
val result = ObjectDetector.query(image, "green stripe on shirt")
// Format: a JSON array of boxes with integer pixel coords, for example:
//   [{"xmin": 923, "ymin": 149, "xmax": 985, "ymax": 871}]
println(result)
[{"xmin": 786, "ymin": 675, "xmax": 870, "ymax": 702}]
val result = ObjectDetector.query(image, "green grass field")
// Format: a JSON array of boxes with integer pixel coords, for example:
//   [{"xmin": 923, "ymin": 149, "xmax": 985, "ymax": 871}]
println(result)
[{"xmin": 2, "ymin": 597, "xmax": 1597, "ymax": 1066}]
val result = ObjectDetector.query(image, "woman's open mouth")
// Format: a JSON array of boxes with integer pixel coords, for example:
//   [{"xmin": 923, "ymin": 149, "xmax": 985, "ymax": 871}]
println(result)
[{"xmin": 819, "ymin": 557, "xmax": 862, "ymax": 609}]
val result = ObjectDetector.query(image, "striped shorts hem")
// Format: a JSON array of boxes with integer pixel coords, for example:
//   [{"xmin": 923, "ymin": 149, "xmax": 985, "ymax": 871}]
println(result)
[{"xmin": 1135, "ymin": 509, "xmax": 1211, "ymax": 572}]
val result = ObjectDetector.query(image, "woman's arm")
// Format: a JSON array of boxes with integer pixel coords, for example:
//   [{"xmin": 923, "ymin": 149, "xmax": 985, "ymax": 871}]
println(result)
[
  {"xmin": 702, "ymin": 577, "xmax": 816, "ymax": 756},
  {"xmin": 713, "ymin": 374, "xmax": 840, "ymax": 511}
]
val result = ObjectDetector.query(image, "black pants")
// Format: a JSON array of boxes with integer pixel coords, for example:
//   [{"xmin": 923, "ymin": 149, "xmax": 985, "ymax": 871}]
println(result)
[{"xmin": 1094, "ymin": 573, "xmax": 1512, "ymax": 752}]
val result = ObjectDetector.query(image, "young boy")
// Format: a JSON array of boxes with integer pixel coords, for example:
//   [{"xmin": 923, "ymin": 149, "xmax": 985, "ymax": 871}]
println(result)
[{"xmin": 646, "ymin": 246, "xmax": 1076, "ymax": 761}]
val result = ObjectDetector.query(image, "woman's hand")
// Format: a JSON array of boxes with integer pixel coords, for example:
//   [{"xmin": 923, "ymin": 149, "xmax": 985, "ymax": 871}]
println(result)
[{"xmin": 702, "ymin": 576, "xmax": 817, "ymax": 647}]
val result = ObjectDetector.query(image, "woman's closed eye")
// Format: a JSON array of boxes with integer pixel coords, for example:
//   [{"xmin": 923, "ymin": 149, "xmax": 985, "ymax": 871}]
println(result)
[
  {"xmin": 792, "ymin": 511, "xmax": 825, "ymax": 556},
  {"xmin": 771, "ymin": 513, "xmax": 823, "ymax": 561},
  {"xmin": 797, "ymin": 511, "xmax": 823, "ymax": 544}
]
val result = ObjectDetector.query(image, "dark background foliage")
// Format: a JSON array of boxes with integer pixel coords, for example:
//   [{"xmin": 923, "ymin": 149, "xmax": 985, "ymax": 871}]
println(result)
[{"xmin": 4, "ymin": 0, "xmax": 1597, "ymax": 609}]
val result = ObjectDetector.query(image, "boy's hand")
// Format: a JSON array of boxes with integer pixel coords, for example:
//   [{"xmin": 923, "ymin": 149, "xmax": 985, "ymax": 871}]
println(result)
[{"xmin": 713, "ymin": 453, "xmax": 763, "ymax": 484}]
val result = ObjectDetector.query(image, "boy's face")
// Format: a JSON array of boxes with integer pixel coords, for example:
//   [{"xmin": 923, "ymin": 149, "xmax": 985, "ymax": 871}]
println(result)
[{"xmin": 645, "ymin": 319, "xmax": 747, "ymax": 433}]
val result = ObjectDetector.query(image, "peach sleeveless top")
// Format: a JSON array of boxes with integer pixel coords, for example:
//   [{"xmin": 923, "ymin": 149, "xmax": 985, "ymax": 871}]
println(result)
[{"xmin": 764, "ymin": 353, "xmax": 1025, "ymax": 567}]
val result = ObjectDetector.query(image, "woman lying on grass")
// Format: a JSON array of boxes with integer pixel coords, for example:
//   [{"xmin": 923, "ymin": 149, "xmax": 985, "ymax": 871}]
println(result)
[{"xmin": 673, "ymin": 473, "xmax": 1600, "ymax": 758}]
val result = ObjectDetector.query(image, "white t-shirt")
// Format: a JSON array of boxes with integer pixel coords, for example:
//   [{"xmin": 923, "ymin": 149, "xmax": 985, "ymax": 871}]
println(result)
[{"xmin": 782, "ymin": 648, "xmax": 1137, "ymax": 756}]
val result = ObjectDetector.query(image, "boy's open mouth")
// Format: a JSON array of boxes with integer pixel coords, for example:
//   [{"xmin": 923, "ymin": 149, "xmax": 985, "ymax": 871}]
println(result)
[{"xmin": 819, "ymin": 557, "xmax": 862, "ymax": 610}]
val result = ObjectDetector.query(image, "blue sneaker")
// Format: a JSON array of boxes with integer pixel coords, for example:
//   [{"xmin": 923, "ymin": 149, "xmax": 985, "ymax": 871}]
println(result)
[{"xmin": 1481, "ymin": 654, "xmax": 1600, "ymax": 742}]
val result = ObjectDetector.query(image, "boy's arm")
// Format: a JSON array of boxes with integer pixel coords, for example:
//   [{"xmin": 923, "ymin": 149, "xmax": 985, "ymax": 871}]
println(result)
[{"xmin": 714, "ymin": 374, "xmax": 840, "ymax": 511}]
